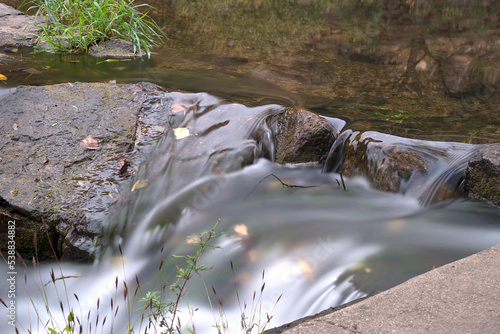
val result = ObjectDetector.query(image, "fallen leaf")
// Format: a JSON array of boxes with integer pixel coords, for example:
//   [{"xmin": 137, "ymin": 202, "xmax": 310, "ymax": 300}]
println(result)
[
  {"xmin": 12, "ymin": 123, "xmax": 18, "ymax": 130},
  {"xmin": 171, "ymin": 104, "xmax": 186, "ymax": 113},
  {"xmin": 80, "ymin": 135, "xmax": 99, "ymax": 149},
  {"xmin": 234, "ymin": 224, "xmax": 248, "ymax": 237},
  {"xmin": 131, "ymin": 179, "xmax": 148, "ymax": 192},
  {"xmin": 173, "ymin": 127, "xmax": 191, "ymax": 140},
  {"xmin": 0, "ymin": 74, "xmax": 7, "ymax": 80}
]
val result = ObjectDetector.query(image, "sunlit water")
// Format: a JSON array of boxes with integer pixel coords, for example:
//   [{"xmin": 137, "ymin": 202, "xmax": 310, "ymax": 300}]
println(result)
[{"xmin": 1, "ymin": 92, "xmax": 499, "ymax": 334}]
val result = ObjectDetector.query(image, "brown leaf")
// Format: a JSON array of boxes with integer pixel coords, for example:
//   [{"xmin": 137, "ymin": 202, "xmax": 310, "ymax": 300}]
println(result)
[
  {"xmin": 12, "ymin": 123, "xmax": 18, "ymax": 130},
  {"xmin": 171, "ymin": 104, "xmax": 186, "ymax": 113},
  {"xmin": 80, "ymin": 135, "xmax": 99, "ymax": 149}
]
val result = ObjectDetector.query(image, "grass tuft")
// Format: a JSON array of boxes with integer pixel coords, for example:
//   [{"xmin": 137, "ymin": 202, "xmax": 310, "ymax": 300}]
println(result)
[{"xmin": 28, "ymin": 0, "xmax": 165, "ymax": 57}]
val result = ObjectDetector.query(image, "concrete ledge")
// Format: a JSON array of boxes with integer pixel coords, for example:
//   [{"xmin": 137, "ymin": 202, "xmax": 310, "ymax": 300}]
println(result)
[{"xmin": 268, "ymin": 244, "xmax": 500, "ymax": 333}]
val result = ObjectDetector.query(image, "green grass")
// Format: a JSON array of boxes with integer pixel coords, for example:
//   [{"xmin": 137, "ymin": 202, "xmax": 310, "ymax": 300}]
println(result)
[{"xmin": 29, "ymin": 0, "xmax": 165, "ymax": 57}]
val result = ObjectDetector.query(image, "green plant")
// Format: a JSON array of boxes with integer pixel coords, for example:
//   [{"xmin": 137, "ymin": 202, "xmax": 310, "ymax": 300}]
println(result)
[
  {"xmin": 138, "ymin": 220, "xmax": 224, "ymax": 333},
  {"xmin": 29, "ymin": 0, "xmax": 165, "ymax": 56}
]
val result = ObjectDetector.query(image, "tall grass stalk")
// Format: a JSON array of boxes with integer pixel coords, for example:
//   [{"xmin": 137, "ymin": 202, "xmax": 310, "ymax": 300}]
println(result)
[
  {"xmin": 1, "ymin": 219, "xmax": 280, "ymax": 333},
  {"xmin": 29, "ymin": 0, "xmax": 165, "ymax": 57}
]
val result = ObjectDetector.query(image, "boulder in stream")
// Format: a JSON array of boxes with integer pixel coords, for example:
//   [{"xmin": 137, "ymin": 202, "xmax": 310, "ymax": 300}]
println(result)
[{"xmin": 464, "ymin": 145, "xmax": 500, "ymax": 206}]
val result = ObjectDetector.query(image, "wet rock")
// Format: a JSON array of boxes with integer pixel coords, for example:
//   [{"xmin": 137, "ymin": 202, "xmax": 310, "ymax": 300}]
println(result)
[
  {"xmin": 271, "ymin": 107, "xmax": 343, "ymax": 164},
  {"xmin": 0, "ymin": 81, "xmax": 163, "ymax": 261},
  {"xmin": 0, "ymin": 3, "xmax": 44, "ymax": 47},
  {"xmin": 464, "ymin": 144, "xmax": 500, "ymax": 206},
  {"xmin": 88, "ymin": 39, "xmax": 144, "ymax": 58}
]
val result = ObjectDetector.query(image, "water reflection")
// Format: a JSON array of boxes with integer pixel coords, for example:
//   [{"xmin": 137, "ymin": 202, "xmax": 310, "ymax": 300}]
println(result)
[{"xmin": 2, "ymin": 0, "xmax": 500, "ymax": 142}]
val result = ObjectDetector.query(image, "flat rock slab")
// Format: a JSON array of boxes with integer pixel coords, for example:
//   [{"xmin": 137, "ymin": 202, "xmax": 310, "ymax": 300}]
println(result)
[
  {"xmin": 269, "ymin": 243, "xmax": 500, "ymax": 334},
  {"xmin": 0, "ymin": 81, "xmax": 162, "ymax": 260},
  {"xmin": 0, "ymin": 3, "xmax": 43, "ymax": 47}
]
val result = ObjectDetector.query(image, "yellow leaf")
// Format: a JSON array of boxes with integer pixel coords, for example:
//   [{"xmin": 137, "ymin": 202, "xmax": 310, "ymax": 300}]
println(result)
[
  {"xmin": 173, "ymin": 127, "xmax": 191, "ymax": 140},
  {"xmin": 234, "ymin": 224, "xmax": 248, "ymax": 237},
  {"xmin": 0, "ymin": 74, "xmax": 7, "ymax": 80},
  {"xmin": 131, "ymin": 179, "xmax": 148, "ymax": 192}
]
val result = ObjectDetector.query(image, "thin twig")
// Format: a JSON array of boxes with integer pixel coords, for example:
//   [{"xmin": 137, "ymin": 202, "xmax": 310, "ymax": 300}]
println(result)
[{"xmin": 245, "ymin": 174, "xmax": 317, "ymax": 199}]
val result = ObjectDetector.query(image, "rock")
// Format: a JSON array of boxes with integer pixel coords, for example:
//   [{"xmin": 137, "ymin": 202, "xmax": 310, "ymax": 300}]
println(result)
[
  {"xmin": 88, "ymin": 39, "xmax": 144, "ymax": 58},
  {"xmin": 270, "ymin": 107, "xmax": 344, "ymax": 164},
  {"xmin": 0, "ymin": 81, "xmax": 163, "ymax": 261},
  {"xmin": 0, "ymin": 3, "xmax": 44, "ymax": 47},
  {"xmin": 464, "ymin": 144, "xmax": 500, "ymax": 206}
]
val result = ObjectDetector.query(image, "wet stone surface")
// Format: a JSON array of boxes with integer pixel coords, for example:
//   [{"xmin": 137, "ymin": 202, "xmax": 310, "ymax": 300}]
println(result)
[{"xmin": 465, "ymin": 145, "xmax": 500, "ymax": 206}]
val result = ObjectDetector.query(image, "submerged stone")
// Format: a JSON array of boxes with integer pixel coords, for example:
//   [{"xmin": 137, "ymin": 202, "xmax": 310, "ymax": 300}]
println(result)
[{"xmin": 88, "ymin": 39, "xmax": 144, "ymax": 58}]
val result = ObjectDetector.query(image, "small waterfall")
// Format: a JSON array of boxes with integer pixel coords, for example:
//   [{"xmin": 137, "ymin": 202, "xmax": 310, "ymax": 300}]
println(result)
[{"xmin": 323, "ymin": 130, "xmax": 481, "ymax": 205}]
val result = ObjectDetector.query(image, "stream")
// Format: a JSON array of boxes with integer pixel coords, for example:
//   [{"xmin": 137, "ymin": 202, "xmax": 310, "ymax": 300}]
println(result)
[
  {"xmin": 1, "ymin": 1, "xmax": 500, "ymax": 333},
  {"xmin": 1, "ymin": 91, "xmax": 500, "ymax": 334}
]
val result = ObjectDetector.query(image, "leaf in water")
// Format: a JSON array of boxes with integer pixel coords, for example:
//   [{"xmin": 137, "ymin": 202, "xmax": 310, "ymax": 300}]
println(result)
[
  {"xmin": 234, "ymin": 224, "xmax": 248, "ymax": 237},
  {"xmin": 171, "ymin": 104, "xmax": 186, "ymax": 113},
  {"xmin": 173, "ymin": 127, "xmax": 191, "ymax": 140},
  {"xmin": 80, "ymin": 135, "xmax": 99, "ymax": 149},
  {"xmin": 0, "ymin": 74, "xmax": 6, "ymax": 80},
  {"xmin": 186, "ymin": 237, "xmax": 199, "ymax": 244},
  {"xmin": 131, "ymin": 179, "xmax": 148, "ymax": 192}
]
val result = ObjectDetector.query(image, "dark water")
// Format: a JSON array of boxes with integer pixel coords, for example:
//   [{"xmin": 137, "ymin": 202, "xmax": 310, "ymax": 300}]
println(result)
[{"xmin": 1, "ymin": 1, "xmax": 500, "ymax": 333}]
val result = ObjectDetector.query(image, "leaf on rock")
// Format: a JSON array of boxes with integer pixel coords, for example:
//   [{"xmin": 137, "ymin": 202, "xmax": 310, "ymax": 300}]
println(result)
[
  {"xmin": 0, "ymin": 74, "xmax": 7, "ymax": 80},
  {"xmin": 173, "ymin": 127, "xmax": 191, "ymax": 140},
  {"xmin": 80, "ymin": 135, "xmax": 99, "ymax": 149},
  {"xmin": 12, "ymin": 123, "xmax": 18, "ymax": 130}
]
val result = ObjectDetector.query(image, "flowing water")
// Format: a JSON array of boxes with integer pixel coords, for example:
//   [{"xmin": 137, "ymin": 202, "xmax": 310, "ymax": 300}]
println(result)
[{"xmin": 2, "ymin": 91, "xmax": 500, "ymax": 334}]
